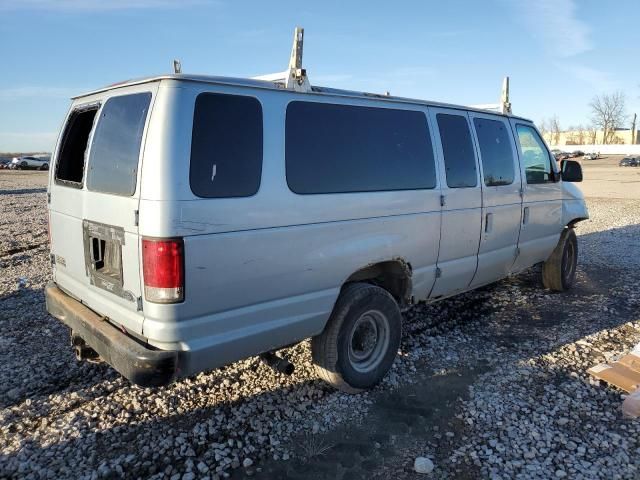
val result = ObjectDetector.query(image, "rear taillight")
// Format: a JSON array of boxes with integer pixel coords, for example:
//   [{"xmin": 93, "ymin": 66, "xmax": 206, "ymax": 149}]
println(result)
[{"xmin": 142, "ymin": 238, "xmax": 184, "ymax": 303}]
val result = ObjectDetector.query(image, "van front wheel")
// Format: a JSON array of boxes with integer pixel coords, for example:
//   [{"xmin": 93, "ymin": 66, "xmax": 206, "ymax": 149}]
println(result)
[
  {"xmin": 311, "ymin": 283, "xmax": 402, "ymax": 393},
  {"xmin": 542, "ymin": 227, "xmax": 578, "ymax": 292}
]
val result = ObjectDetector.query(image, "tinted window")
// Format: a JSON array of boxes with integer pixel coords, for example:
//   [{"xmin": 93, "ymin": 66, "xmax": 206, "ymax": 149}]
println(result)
[
  {"xmin": 436, "ymin": 114, "xmax": 477, "ymax": 188},
  {"xmin": 516, "ymin": 124, "xmax": 553, "ymax": 184},
  {"xmin": 286, "ymin": 102, "xmax": 436, "ymax": 194},
  {"xmin": 190, "ymin": 93, "xmax": 263, "ymax": 198},
  {"xmin": 86, "ymin": 93, "xmax": 151, "ymax": 196},
  {"xmin": 474, "ymin": 117, "xmax": 515, "ymax": 187}
]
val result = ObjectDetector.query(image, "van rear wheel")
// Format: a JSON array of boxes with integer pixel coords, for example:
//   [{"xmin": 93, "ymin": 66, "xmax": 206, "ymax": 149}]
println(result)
[
  {"xmin": 311, "ymin": 282, "xmax": 402, "ymax": 393},
  {"xmin": 542, "ymin": 228, "xmax": 578, "ymax": 292}
]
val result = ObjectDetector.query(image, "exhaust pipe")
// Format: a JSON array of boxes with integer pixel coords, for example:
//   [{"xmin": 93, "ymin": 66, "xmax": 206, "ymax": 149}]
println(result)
[
  {"xmin": 71, "ymin": 333, "xmax": 100, "ymax": 362},
  {"xmin": 259, "ymin": 352, "xmax": 295, "ymax": 375},
  {"xmin": 74, "ymin": 344, "xmax": 100, "ymax": 362}
]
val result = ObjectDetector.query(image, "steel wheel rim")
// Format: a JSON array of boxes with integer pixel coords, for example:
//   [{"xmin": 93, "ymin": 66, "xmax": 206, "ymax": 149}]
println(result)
[{"xmin": 348, "ymin": 309, "xmax": 390, "ymax": 373}]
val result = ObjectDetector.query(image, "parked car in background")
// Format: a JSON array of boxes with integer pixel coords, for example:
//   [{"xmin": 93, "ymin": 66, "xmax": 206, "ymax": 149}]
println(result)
[
  {"xmin": 619, "ymin": 157, "xmax": 639, "ymax": 167},
  {"xmin": 571, "ymin": 150, "xmax": 584, "ymax": 158},
  {"xmin": 0, "ymin": 158, "xmax": 11, "ymax": 169},
  {"xmin": 584, "ymin": 152, "xmax": 599, "ymax": 160},
  {"xmin": 10, "ymin": 155, "xmax": 50, "ymax": 170}
]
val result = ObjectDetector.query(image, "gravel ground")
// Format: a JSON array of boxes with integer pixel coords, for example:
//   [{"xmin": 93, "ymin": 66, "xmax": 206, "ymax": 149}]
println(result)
[{"xmin": 1, "ymin": 170, "xmax": 639, "ymax": 479}]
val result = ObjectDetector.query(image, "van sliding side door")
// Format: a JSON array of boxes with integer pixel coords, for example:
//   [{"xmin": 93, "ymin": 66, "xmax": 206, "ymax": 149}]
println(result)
[
  {"xmin": 468, "ymin": 112, "xmax": 523, "ymax": 288},
  {"xmin": 427, "ymin": 107, "xmax": 483, "ymax": 298}
]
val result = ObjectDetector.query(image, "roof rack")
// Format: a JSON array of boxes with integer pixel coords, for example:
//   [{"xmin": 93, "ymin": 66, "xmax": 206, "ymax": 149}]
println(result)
[
  {"xmin": 469, "ymin": 76, "xmax": 512, "ymax": 114},
  {"xmin": 252, "ymin": 27, "xmax": 311, "ymax": 92},
  {"xmin": 173, "ymin": 26, "xmax": 514, "ymax": 115}
]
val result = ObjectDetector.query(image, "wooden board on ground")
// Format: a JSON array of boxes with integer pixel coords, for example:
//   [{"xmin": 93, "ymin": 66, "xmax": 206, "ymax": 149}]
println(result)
[{"xmin": 589, "ymin": 353, "xmax": 640, "ymax": 392}]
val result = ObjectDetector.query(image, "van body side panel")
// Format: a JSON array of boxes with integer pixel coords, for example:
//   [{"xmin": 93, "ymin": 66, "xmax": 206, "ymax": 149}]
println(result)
[
  {"xmin": 139, "ymin": 82, "xmax": 193, "ymax": 203},
  {"xmin": 143, "ymin": 213, "xmax": 438, "ymax": 373},
  {"xmin": 509, "ymin": 120, "xmax": 563, "ymax": 272},
  {"xmin": 138, "ymin": 84, "xmax": 441, "ymax": 364},
  {"xmin": 561, "ymin": 182, "xmax": 589, "ymax": 225}
]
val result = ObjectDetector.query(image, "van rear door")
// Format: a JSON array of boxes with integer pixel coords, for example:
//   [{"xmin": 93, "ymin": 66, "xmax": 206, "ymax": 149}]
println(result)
[{"xmin": 48, "ymin": 84, "xmax": 156, "ymax": 336}]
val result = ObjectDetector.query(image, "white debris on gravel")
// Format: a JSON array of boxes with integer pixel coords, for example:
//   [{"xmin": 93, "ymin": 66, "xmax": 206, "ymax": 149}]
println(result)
[
  {"xmin": 414, "ymin": 456, "xmax": 435, "ymax": 474},
  {"xmin": 1, "ymin": 172, "xmax": 640, "ymax": 479}
]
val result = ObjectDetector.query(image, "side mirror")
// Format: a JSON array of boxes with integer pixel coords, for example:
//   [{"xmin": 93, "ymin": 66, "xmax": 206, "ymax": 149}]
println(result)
[{"xmin": 561, "ymin": 160, "xmax": 583, "ymax": 182}]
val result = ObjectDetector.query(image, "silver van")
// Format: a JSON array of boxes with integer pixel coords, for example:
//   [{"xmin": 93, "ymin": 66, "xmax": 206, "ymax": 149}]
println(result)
[{"xmin": 45, "ymin": 60, "xmax": 588, "ymax": 393}]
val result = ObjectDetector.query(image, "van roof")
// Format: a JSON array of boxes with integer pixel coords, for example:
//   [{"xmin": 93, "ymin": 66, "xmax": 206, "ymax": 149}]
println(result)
[{"xmin": 73, "ymin": 73, "xmax": 533, "ymax": 122}]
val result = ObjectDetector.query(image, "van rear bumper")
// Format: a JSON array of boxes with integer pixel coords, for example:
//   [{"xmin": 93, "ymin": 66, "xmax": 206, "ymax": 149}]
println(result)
[{"xmin": 45, "ymin": 282, "xmax": 180, "ymax": 387}]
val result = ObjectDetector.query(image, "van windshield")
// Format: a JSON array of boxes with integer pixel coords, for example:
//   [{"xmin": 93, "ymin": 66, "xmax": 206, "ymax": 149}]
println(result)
[{"xmin": 86, "ymin": 92, "xmax": 151, "ymax": 196}]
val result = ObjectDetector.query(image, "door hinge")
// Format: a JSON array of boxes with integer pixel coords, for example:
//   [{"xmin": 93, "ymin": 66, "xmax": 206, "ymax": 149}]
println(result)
[
  {"xmin": 47, "ymin": 192, "xmax": 51, "ymax": 204},
  {"xmin": 134, "ymin": 210, "xmax": 139, "ymax": 226},
  {"xmin": 50, "ymin": 253, "xmax": 56, "ymax": 265},
  {"xmin": 136, "ymin": 297, "xmax": 143, "ymax": 311},
  {"xmin": 440, "ymin": 195, "xmax": 446, "ymax": 207},
  {"xmin": 519, "ymin": 187, "xmax": 524, "ymax": 198},
  {"xmin": 515, "ymin": 247, "xmax": 520, "ymax": 257},
  {"xmin": 435, "ymin": 267, "xmax": 442, "ymax": 278}
]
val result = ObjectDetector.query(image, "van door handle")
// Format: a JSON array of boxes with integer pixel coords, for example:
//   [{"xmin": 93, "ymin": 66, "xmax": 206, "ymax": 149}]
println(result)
[
  {"xmin": 485, "ymin": 213, "xmax": 493, "ymax": 233},
  {"xmin": 523, "ymin": 207, "xmax": 530, "ymax": 225}
]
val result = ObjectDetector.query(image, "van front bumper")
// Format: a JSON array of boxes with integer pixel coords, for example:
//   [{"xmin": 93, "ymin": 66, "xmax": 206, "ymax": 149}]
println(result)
[{"xmin": 45, "ymin": 282, "xmax": 180, "ymax": 387}]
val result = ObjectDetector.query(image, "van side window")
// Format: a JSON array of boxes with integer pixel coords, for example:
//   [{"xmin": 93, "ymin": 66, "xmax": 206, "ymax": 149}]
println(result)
[
  {"xmin": 473, "ymin": 118, "xmax": 515, "ymax": 187},
  {"xmin": 190, "ymin": 93, "xmax": 263, "ymax": 198},
  {"xmin": 436, "ymin": 113, "xmax": 477, "ymax": 188},
  {"xmin": 286, "ymin": 102, "xmax": 436, "ymax": 194},
  {"xmin": 87, "ymin": 92, "xmax": 152, "ymax": 196},
  {"xmin": 516, "ymin": 124, "xmax": 554, "ymax": 184},
  {"xmin": 55, "ymin": 106, "xmax": 99, "ymax": 187}
]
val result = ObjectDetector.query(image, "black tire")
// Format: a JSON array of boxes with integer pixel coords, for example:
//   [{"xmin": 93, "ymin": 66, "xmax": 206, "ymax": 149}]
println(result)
[
  {"xmin": 542, "ymin": 228, "xmax": 578, "ymax": 292},
  {"xmin": 20, "ymin": 161, "xmax": 28, "ymax": 170},
  {"xmin": 40, "ymin": 163, "xmax": 49, "ymax": 171},
  {"xmin": 311, "ymin": 282, "xmax": 402, "ymax": 393}
]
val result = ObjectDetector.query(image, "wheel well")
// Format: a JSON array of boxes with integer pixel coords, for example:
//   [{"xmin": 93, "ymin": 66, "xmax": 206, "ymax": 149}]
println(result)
[
  {"xmin": 343, "ymin": 260, "xmax": 412, "ymax": 305},
  {"xmin": 567, "ymin": 218, "xmax": 587, "ymax": 228}
]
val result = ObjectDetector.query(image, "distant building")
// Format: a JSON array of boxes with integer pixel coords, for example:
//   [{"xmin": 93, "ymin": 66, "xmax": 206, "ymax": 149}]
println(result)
[{"xmin": 544, "ymin": 128, "xmax": 639, "ymax": 146}]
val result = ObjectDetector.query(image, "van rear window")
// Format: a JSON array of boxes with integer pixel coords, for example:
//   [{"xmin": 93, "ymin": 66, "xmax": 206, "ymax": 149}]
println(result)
[
  {"xmin": 55, "ymin": 106, "xmax": 99, "ymax": 186},
  {"xmin": 286, "ymin": 102, "xmax": 436, "ymax": 194},
  {"xmin": 190, "ymin": 93, "xmax": 263, "ymax": 198},
  {"xmin": 86, "ymin": 92, "xmax": 151, "ymax": 196}
]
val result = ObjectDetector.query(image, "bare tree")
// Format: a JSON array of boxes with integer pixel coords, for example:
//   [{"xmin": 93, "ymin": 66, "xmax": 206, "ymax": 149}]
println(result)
[
  {"xmin": 538, "ymin": 118, "xmax": 550, "ymax": 143},
  {"xmin": 566, "ymin": 125, "xmax": 577, "ymax": 145},
  {"xmin": 586, "ymin": 124, "xmax": 598, "ymax": 144},
  {"xmin": 589, "ymin": 91, "xmax": 628, "ymax": 144},
  {"xmin": 550, "ymin": 116, "xmax": 561, "ymax": 145},
  {"xmin": 576, "ymin": 124, "xmax": 585, "ymax": 144}
]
